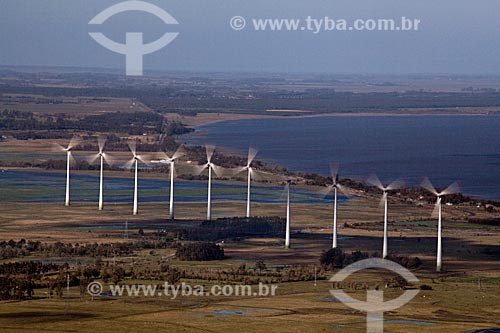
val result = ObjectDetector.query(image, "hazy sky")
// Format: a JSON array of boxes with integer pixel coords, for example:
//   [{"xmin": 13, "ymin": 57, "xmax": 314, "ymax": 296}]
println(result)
[{"xmin": 1, "ymin": 0, "xmax": 500, "ymax": 74}]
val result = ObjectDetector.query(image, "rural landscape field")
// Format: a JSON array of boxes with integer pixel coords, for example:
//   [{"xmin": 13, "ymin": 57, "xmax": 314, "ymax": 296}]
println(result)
[
  {"xmin": 1, "ymin": 1, "xmax": 500, "ymax": 332},
  {"xmin": 0, "ymin": 68, "xmax": 499, "ymax": 333}
]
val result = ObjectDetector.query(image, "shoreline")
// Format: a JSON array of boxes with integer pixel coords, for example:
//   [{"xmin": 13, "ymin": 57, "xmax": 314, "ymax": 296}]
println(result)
[
  {"xmin": 174, "ymin": 113, "xmax": 500, "ymax": 202},
  {"xmin": 166, "ymin": 110, "xmax": 497, "ymax": 128}
]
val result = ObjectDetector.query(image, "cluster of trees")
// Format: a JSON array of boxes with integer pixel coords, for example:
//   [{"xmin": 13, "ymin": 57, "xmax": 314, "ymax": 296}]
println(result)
[
  {"xmin": 144, "ymin": 91, "xmax": 500, "ymax": 115},
  {"xmin": 0, "ymin": 261, "xmax": 64, "ymax": 300},
  {"xmin": 175, "ymin": 242, "xmax": 225, "ymax": 261},
  {"xmin": 319, "ymin": 248, "xmax": 422, "ymax": 270},
  {"xmin": 468, "ymin": 217, "xmax": 500, "ymax": 226},
  {"xmin": 320, "ymin": 248, "xmax": 371, "ymax": 269},
  {"xmin": 164, "ymin": 217, "xmax": 285, "ymax": 241},
  {"xmin": 4, "ymin": 82, "xmax": 500, "ymax": 116},
  {"xmin": 0, "ymin": 239, "xmax": 173, "ymax": 259},
  {"xmin": 0, "ymin": 110, "xmax": 190, "ymax": 137},
  {"xmin": 0, "ymin": 276, "xmax": 35, "ymax": 300},
  {"xmin": 156, "ymin": 262, "xmax": 323, "ymax": 284},
  {"xmin": 0, "ymin": 261, "xmax": 62, "ymax": 275},
  {"xmin": 385, "ymin": 254, "xmax": 422, "ymax": 269}
]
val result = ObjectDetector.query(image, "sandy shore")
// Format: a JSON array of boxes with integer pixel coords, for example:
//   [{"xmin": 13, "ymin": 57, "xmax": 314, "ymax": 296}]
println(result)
[{"xmin": 165, "ymin": 109, "xmax": 494, "ymax": 128}]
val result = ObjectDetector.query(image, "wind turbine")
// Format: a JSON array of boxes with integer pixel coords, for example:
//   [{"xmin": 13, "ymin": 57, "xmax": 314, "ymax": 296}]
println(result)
[
  {"xmin": 150, "ymin": 146, "xmax": 185, "ymax": 219},
  {"xmin": 421, "ymin": 178, "xmax": 459, "ymax": 272},
  {"xmin": 88, "ymin": 136, "xmax": 114, "ymax": 210},
  {"xmin": 53, "ymin": 136, "xmax": 81, "ymax": 206},
  {"xmin": 321, "ymin": 163, "xmax": 350, "ymax": 248},
  {"xmin": 367, "ymin": 175, "xmax": 404, "ymax": 259},
  {"xmin": 193, "ymin": 145, "xmax": 225, "ymax": 221},
  {"xmin": 234, "ymin": 146, "xmax": 259, "ymax": 218},
  {"xmin": 124, "ymin": 140, "xmax": 147, "ymax": 215},
  {"xmin": 282, "ymin": 179, "xmax": 292, "ymax": 249}
]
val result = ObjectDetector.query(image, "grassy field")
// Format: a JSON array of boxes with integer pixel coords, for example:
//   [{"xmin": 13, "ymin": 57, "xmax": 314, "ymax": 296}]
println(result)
[
  {"xmin": 0, "ymin": 95, "xmax": 151, "ymax": 115},
  {"xmin": 0, "ymin": 263, "xmax": 499, "ymax": 332},
  {"xmin": 0, "ymin": 191, "xmax": 499, "ymax": 332},
  {"xmin": 1, "ymin": 142, "xmax": 499, "ymax": 332}
]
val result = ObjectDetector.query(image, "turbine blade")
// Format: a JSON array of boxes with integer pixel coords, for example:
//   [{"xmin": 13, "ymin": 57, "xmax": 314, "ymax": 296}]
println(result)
[
  {"xmin": 172, "ymin": 145, "xmax": 186, "ymax": 161},
  {"xmin": 387, "ymin": 179, "xmax": 405, "ymax": 191},
  {"xmin": 98, "ymin": 136, "xmax": 106, "ymax": 152},
  {"xmin": 249, "ymin": 168, "xmax": 263, "ymax": 181},
  {"xmin": 421, "ymin": 177, "xmax": 438, "ymax": 196},
  {"xmin": 337, "ymin": 184, "xmax": 353, "ymax": 198},
  {"xmin": 123, "ymin": 158, "xmax": 135, "ymax": 169},
  {"xmin": 279, "ymin": 182, "xmax": 290, "ymax": 200},
  {"xmin": 171, "ymin": 163, "xmax": 178, "ymax": 178},
  {"xmin": 68, "ymin": 135, "xmax": 81, "ymax": 150},
  {"xmin": 247, "ymin": 146, "xmax": 258, "ymax": 166},
  {"xmin": 378, "ymin": 191, "xmax": 387, "ymax": 209},
  {"xmin": 206, "ymin": 145, "xmax": 215, "ymax": 163},
  {"xmin": 102, "ymin": 152, "xmax": 114, "ymax": 166},
  {"xmin": 137, "ymin": 154, "xmax": 151, "ymax": 166},
  {"xmin": 155, "ymin": 151, "xmax": 171, "ymax": 161},
  {"xmin": 52, "ymin": 143, "xmax": 66, "ymax": 152},
  {"xmin": 319, "ymin": 185, "xmax": 334, "ymax": 198},
  {"xmin": 87, "ymin": 153, "xmax": 100, "ymax": 165},
  {"xmin": 441, "ymin": 182, "xmax": 460, "ymax": 196},
  {"xmin": 128, "ymin": 141, "xmax": 137, "ymax": 156},
  {"xmin": 192, "ymin": 164, "xmax": 208, "ymax": 175},
  {"xmin": 226, "ymin": 166, "xmax": 246, "ymax": 177},
  {"xmin": 366, "ymin": 174, "xmax": 385, "ymax": 191},
  {"xmin": 329, "ymin": 162, "xmax": 340, "ymax": 183},
  {"xmin": 68, "ymin": 151, "xmax": 76, "ymax": 165},
  {"xmin": 211, "ymin": 164, "xmax": 226, "ymax": 177}
]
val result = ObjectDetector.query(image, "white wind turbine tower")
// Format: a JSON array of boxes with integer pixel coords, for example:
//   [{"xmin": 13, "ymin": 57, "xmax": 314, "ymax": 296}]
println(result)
[
  {"xmin": 421, "ymin": 177, "xmax": 460, "ymax": 272},
  {"xmin": 124, "ymin": 141, "xmax": 147, "ymax": 215},
  {"xmin": 53, "ymin": 136, "xmax": 81, "ymax": 206},
  {"xmin": 150, "ymin": 146, "xmax": 185, "ymax": 219},
  {"xmin": 194, "ymin": 145, "xmax": 225, "ymax": 221},
  {"xmin": 321, "ymin": 163, "xmax": 350, "ymax": 248},
  {"xmin": 88, "ymin": 136, "xmax": 114, "ymax": 210},
  {"xmin": 283, "ymin": 179, "xmax": 292, "ymax": 249},
  {"xmin": 235, "ymin": 146, "xmax": 258, "ymax": 218},
  {"xmin": 367, "ymin": 175, "xmax": 404, "ymax": 259}
]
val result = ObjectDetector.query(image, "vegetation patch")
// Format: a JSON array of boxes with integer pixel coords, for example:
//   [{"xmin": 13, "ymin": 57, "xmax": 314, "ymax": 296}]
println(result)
[
  {"xmin": 175, "ymin": 242, "xmax": 225, "ymax": 261},
  {"xmin": 165, "ymin": 217, "xmax": 285, "ymax": 241},
  {"xmin": 319, "ymin": 248, "xmax": 422, "ymax": 269}
]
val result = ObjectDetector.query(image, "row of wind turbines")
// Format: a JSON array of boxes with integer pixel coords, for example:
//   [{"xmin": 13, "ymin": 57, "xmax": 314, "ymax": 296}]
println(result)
[
  {"xmin": 55, "ymin": 137, "xmax": 263, "ymax": 220},
  {"xmin": 54, "ymin": 136, "xmax": 459, "ymax": 272}
]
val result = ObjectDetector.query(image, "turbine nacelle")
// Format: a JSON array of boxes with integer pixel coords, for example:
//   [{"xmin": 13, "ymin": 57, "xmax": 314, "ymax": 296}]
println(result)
[
  {"xmin": 421, "ymin": 177, "xmax": 459, "ymax": 198},
  {"xmin": 421, "ymin": 177, "xmax": 459, "ymax": 218},
  {"xmin": 151, "ymin": 146, "xmax": 185, "ymax": 165},
  {"xmin": 367, "ymin": 174, "xmax": 404, "ymax": 193},
  {"xmin": 53, "ymin": 135, "xmax": 81, "ymax": 154},
  {"xmin": 367, "ymin": 174, "xmax": 404, "ymax": 208}
]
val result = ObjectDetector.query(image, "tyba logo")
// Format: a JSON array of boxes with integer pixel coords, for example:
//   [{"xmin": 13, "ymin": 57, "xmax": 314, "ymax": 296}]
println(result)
[
  {"xmin": 89, "ymin": 1, "xmax": 179, "ymax": 76},
  {"xmin": 329, "ymin": 258, "xmax": 419, "ymax": 333}
]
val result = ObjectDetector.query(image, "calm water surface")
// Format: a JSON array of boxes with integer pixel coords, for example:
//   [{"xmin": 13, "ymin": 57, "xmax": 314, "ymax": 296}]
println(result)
[{"xmin": 181, "ymin": 116, "xmax": 500, "ymax": 199}]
